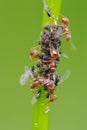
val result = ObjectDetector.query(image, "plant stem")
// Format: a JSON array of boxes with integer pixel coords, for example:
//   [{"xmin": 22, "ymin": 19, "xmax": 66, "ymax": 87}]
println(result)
[
  {"xmin": 32, "ymin": 0, "xmax": 62, "ymax": 130},
  {"xmin": 32, "ymin": 88, "xmax": 50, "ymax": 130}
]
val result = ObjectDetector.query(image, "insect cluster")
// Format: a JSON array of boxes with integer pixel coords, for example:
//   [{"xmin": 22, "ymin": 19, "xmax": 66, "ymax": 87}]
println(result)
[
  {"xmin": 29, "ymin": 16, "xmax": 71, "ymax": 102},
  {"xmin": 20, "ymin": 3, "xmax": 71, "ymax": 103}
]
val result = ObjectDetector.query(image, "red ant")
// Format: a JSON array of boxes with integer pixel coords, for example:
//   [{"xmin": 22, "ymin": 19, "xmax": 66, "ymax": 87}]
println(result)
[{"xmin": 60, "ymin": 14, "xmax": 76, "ymax": 50}]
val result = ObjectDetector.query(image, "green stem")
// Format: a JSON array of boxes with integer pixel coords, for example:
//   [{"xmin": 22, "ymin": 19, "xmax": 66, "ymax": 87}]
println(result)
[
  {"xmin": 32, "ymin": 88, "xmax": 50, "ymax": 130},
  {"xmin": 32, "ymin": 0, "xmax": 62, "ymax": 130}
]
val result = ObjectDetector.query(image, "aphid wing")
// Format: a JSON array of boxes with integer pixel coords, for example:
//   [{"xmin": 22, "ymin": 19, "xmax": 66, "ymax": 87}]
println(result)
[
  {"xmin": 55, "ymin": 28, "xmax": 63, "ymax": 38},
  {"xmin": 24, "ymin": 66, "xmax": 29, "ymax": 72},
  {"xmin": 24, "ymin": 66, "xmax": 34, "ymax": 78},
  {"xmin": 59, "ymin": 70, "xmax": 71, "ymax": 84},
  {"xmin": 20, "ymin": 66, "xmax": 31, "ymax": 86},
  {"xmin": 20, "ymin": 73, "xmax": 29, "ymax": 86},
  {"xmin": 70, "ymin": 42, "xmax": 77, "ymax": 51},
  {"xmin": 61, "ymin": 52, "xmax": 69, "ymax": 59},
  {"xmin": 31, "ymin": 95, "xmax": 37, "ymax": 105}
]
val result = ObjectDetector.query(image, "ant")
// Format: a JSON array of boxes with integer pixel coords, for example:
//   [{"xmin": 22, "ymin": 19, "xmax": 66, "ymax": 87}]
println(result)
[
  {"xmin": 49, "ymin": 95, "xmax": 57, "ymax": 102},
  {"xmin": 46, "ymin": 93, "xmax": 57, "ymax": 102},
  {"xmin": 60, "ymin": 14, "xmax": 76, "ymax": 50},
  {"xmin": 30, "ymin": 48, "xmax": 39, "ymax": 59},
  {"xmin": 30, "ymin": 79, "xmax": 40, "ymax": 89},
  {"xmin": 50, "ymin": 47, "xmax": 60, "ymax": 60},
  {"xmin": 60, "ymin": 14, "xmax": 71, "ymax": 41}
]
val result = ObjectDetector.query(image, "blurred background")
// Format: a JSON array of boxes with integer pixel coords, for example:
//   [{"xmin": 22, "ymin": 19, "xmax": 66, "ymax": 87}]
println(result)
[{"xmin": 0, "ymin": 0, "xmax": 87, "ymax": 130}]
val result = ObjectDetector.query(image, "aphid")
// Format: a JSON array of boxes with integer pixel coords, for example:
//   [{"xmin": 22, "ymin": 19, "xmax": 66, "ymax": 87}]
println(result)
[
  {"xmin": 30, "ymin": 48, "xmax": 38, "ymax": 59},
  {"xmin": 31, "ymin": 90, "xmax": 41, "ymax": 104},
  {"xmin": 46, "ymin": 73, "xmax": 54, "ymax": 80},
  {"xmin": 54, "ymin": 75, "xmax": 61, "ymax": 86},
  {"xmin": 54, "ymin": 24, "xmax": 64, "ymax": 39},
  {"xmin": 43, "ymin": 78, "xmax": 50, "ymax": 86},
  {"xmin": 38, "ymin": 76, "xmax": 45, "ymax": 84},
  {"xmin": 45, "ymin": 7, "xmax": 51, "ymax": 17},
  {"xmin": 53, "ymin": 40, "xmax": 61, "ymax": 49},
  {"xmin": 43, "ymin": 59, "xmax": 56, "ymax": 72},
  {"xmin": 38, "ymin": 54, "xmax": 51, "ymax": 63},
  {"xmin": 49, "ymin": 60, "xmax": 56, "ymax": 68},
  {"xmin": 49, "ymin": 67, "xmax": 56, "ymax": 73},
  {"xmin": 41, "ymin": 32, "xmax": 50, "ymax": 44},
  {"xmin": 20, "ymin": 66, "xmax": 35, "ymax": 86},
  {"xmin": 43, "ymin": 0, "xmax": 51, "ymax": 17},
  {"xmin": 42, "ymin": 64, "xmax": 49, "ymax": 71},
  {"xmin": 48, "ymin": 60, "xmax": 57, "ymax": 73},
  {"xmin": 36, "ymin": 61, "xmax": 42, "ymax": 67},
  {"xmin": 43, "ymin": 55, "xmax": 51, "ymax": 61},
  {"xmin": 43, "ymin": 24, "xmax": 51, "ymax": 31},
  {"xmin": 44, "ymin": 79, "xmax": 55, "ymax": 94},
  {"xmin": 44, "ymin": 85, "xmax": 48, "ymax": 90},
  {"xmin": 31, "ymin": 66, "xmax": 35, "ymax": 71},
  {"xmin": 41, "ymin": 46, "xmax": 50, "ymax": 53}
]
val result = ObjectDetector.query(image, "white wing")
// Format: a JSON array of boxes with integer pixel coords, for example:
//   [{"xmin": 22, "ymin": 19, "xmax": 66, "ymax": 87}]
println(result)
[
  {"xmin": 55, "ymin": 27, "xmax": 63, "ymax": 38},
  {"xmin": 59, "ymin": 70, "xmax": 71, "ymax": 85},
  {"xmin": 70, "ymin": 42, "xmax": 77, "ymax": 51},
  {"xmin": 31, "ymin": 91, "xmax": 41, "ymax": 105},
  {"xmin": 24, "ymin": 66, "xmax": 29, "ymax": 72},
  {"xmin": 24, "ymin": 66, "xmax": 34, "ymax": 77},
  {"xmin": 31, "ymin": 95, "xmax": 38, "ymax": 105},
  {"xmin": 20, "ymin": 72, "xmax": 30, "ymax": 86},
  {"xmin": 61, "ymin": 52, "xmax": 69, "ymax": 59},
  {"xmin": 20, "ymin": 66, "xmax": 34, "ymax": 86}
]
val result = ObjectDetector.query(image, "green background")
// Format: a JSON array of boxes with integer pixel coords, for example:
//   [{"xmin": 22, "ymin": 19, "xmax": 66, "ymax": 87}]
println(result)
[{"xmin": 0, "ymin": 0, "xmax": 87, "ymax": 130}]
